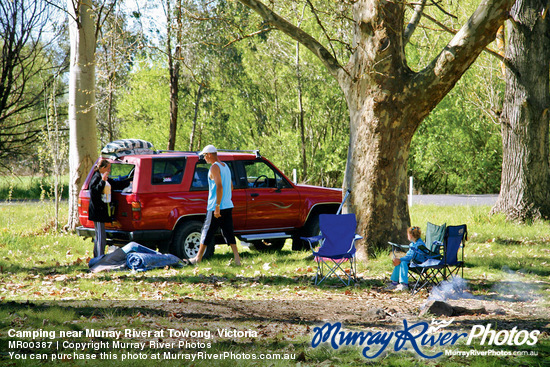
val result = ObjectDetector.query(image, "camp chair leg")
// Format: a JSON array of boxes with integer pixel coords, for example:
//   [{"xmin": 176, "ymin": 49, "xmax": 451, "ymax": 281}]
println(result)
[{"xmin": 315, "ymin": 258, "xmax": 355, "ymax": 286}]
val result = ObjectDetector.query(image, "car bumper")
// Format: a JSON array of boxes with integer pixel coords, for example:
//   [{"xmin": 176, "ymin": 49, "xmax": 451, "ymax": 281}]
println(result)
[{"xmin": 76, "ymin": 226, "xmax": 172, "ymax": 243}]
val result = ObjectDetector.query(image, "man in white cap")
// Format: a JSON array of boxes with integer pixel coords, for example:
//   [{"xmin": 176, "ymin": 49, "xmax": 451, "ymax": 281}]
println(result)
[{"xmin": 189, "ymin": 145, "xmax": 241, "ymax": 266}]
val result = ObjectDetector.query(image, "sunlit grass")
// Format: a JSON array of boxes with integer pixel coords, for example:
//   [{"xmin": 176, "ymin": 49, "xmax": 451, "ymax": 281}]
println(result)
[
  {"xmin": 0, "ymin": 202, "xmax": 549, "ymax": 366},
  {"xmin": 410, "ymin": 205, "xmax": 550, "ymax": 244},
  {"xmin": 0, "ymin": 175, "xmax": 69, "ymax": 201}
]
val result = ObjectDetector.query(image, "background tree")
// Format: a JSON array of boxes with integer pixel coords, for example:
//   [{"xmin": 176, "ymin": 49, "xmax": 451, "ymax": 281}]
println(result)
[
  {"xmin": 491, "ymin": 0, "xmax": 550, "ymax": 221},
  {"xmin": 0, "ymin": 0, "xmax": 65, "ymax": 169},
  {"xmin": 95, "ymin": 0, "xmax": 140, "ymax": 146},
  {"xmin": 165, "ymin": 0, "xmax": 183, "ymax": 150},
  {"xmin": 236, "ymin": 0, "xmax": 515, "ymax": 256},
  {"xmin": 65, "ymin": 0, "xmax": 116, "ymax": 230}
]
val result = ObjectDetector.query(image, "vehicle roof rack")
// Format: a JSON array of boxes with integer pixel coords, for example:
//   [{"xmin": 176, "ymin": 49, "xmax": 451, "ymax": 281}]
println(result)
[
  {"xmin": 157, "ymin": 149, "xmax": 261, "ymax": 159},
  {"xmin": 215, "ymin": 149, "xmax": 261, "ymax": 158}
]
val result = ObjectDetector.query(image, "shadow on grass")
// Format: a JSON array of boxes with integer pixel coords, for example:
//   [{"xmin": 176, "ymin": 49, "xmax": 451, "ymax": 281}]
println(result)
[
  {"xmin": 0, "ymin": 299, "xmax": 389, "ymax": 328},
  {"xmin": 465, "ymin": 256, "xmax": 550, "ymax": 277}
]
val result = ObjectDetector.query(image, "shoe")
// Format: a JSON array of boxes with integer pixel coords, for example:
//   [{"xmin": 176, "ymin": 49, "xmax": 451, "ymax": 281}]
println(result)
[
  {"xmin": 384, "ymin": 282, "xmax": 398, "ymax": 291},
  {"xmin": 188, "ymin": 257, "xmax": 198, "ymax": 265},
  {"xmin": 395, "ymin": 283, "xmax": 409, "ymax": 292}
]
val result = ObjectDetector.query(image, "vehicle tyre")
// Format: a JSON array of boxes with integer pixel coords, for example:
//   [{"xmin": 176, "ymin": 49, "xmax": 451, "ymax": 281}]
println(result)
[
  {"xmin": 171, "ymin": 221, "xmax": 214, "ymax": 260},
  {"xmin": 250, "ymin": 239, "xmax": 286, "ymax": 252},
  {"xmin": 293, "ymin": 213, "xmax": 321, "ymax": 251}
]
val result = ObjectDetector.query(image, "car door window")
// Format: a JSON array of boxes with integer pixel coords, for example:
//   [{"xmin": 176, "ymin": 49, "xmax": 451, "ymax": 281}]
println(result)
[
  {"xmin": 243, "ymin": 161, "xmax": 290, "ymax": 189},
  {"xmin": 191, "ymin": 161, "xmax": 237, "ymax": 191}
]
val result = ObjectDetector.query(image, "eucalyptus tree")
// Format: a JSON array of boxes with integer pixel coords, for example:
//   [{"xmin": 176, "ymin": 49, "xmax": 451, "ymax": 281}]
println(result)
[
  {"xmin": 236, "ymin": 0, "xmax": 515, "ymax": 255},
  {"xmin": 65, "ymin": 0, "xmax": 117, "ymax": 230},
  {"xmin": 491, "ymin": 0, "xmax": 550, "ymax": 221}
]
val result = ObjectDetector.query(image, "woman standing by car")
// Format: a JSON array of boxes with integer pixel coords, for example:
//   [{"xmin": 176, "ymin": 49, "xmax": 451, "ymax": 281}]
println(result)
[{"xmin": 88, "ymin": 159, "xmax": 112, "ymax": 258}]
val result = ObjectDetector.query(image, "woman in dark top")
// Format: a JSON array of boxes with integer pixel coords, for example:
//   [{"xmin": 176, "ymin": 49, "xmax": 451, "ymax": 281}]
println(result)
[{"xmin": 89, "ymin": 159, "xmax": 111, "ymax": 257}]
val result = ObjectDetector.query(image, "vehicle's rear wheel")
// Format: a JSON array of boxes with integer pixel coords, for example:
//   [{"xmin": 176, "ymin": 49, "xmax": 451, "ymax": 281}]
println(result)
[
  {"xmin": 171, "ymin": 221, "xmax": 214, "ymax": 260},
  {"xmin": 250, "ymin": 239, "xmax": 286, "ymax": 252}
]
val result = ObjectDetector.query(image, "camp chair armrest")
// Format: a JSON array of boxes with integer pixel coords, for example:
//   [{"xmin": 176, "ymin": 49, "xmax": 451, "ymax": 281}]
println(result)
[
  {"xmin": 301, "ymin": 235, "xmax": 325, "ymax": 250},
  {"xmin": 389, "ymin": 241, "xmax": 409, "ymax": 251},
  {"xmin": 347, "ymin": 234, "xmax": 363, "ymax": 252}
]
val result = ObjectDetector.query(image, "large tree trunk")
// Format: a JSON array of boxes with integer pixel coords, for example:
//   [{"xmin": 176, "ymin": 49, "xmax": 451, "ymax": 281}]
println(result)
[
  {"xmin": 491, "ymin": 0, "xmax": 550, "ymax": 221},
  {"xmin": 340, "ymin": 2, "xmax": 414, "ymax": 257},
  {"xmin": 238, "ymin": 0, "xmax": 514, "ymax": 257},
  {"xmin": 66, "ymin": 0, "xmax": 98, "ymax": 231}
]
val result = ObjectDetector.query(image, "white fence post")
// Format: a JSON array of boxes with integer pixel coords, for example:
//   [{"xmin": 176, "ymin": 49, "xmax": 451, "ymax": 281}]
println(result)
[
  {"xmin": 409, "ymin": 176, "xmax": 413, "ymax": 207},
  {"xmin": 292, "ymin": 169, "xmax": 297, "ymax": 184}
]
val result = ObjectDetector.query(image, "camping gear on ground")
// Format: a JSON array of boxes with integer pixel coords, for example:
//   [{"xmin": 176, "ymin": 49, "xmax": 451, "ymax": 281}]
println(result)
[
  {"xmin": 88, "ymin": 242, "xmax": 185, "ymax": 273},
  {"xmin": 123, "ymin": 242, "xmax": 184, "ymax": 271}
]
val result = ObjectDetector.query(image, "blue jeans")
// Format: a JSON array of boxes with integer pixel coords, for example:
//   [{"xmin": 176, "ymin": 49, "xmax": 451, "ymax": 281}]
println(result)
[{"xmin": 390, "ymin": 260, "xmax": 409, "ymax": 285}]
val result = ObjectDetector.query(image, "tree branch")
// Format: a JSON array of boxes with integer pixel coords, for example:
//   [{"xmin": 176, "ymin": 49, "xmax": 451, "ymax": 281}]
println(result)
[
  {"xmin": 237, "ymin": 0, "xmax": 344, "ymax": 79},
  {"xmin": 411, "ymin": 0, "xmax": 514, "ymax": 112},
  {"xmin": 305, "ymin": 0, "xmax": 338, "ymax": 61},
  {"xmin": 223, "ymin": 27, "xmax": 275, "ymax": 47},
  {"xmin": 414, "ymin": 4, "xmax": 508, "ymax": 63},
  {"xmin": 403, "ymin": 0, "xmax": 426, "ymax": 45}
]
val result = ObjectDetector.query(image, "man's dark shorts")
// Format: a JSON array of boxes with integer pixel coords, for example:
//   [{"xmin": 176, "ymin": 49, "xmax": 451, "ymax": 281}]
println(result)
[{"xmin": 200, "ymin": 208, "xmax": 236, "ymax": 246}]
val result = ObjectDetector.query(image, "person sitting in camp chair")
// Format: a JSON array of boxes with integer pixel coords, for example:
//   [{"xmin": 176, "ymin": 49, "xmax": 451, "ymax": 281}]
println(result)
[{"xmin": 386, "ymin": 226, "xmax": 427, "ymax": 292}]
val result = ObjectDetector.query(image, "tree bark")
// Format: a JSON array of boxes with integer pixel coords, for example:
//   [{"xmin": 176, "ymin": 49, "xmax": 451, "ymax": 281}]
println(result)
[
  {"xmin": 238, "ymin": 0, "xmax": 514, "ymax": 256},
  {"xmin": 167, "ymin": 0, "xmax": 182, "ymax": 151},
  {"xmin": 296, "ymin": 41, "xmax": 307, "ymax": 182},
  {"xmin": 189, "ymin": 84, "xmax": 202, "ymax": 151},
  {"xmin": 66, "ymin": 0, "xmax": 98, "ymax": 231},
  {"xmin": 491, "ymin": 0, "xmax": 550, "ymax": 220}
]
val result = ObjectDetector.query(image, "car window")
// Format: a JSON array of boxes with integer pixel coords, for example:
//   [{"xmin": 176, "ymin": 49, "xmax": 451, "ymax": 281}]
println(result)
[
  {"xmin": 243, "ymin": 160, "xmax": 290, "ymax": 188},
  {"xmin": 191, "ymin": 161, "xmax": 237, "ymax": 191},
  {"xmin": 108, "ymin": 163, "xmax": 135, "ymax": 192},
  {"xmin": 110, "ymin": 163, "xmax": 134, "ymax": 179},
  {"xmin": 151, "ymin": 158, "xmax": 186, "ymax": 185}
]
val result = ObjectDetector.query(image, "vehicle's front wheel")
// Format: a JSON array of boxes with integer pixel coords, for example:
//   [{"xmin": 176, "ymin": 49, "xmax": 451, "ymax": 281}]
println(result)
[
  {"xmin": 250, "ymin": 239, "xmax": 286, "ymax": 252},
  {"xmin": 293, "ymin": 214, "xmax": 321, "ymax": 251},
  {"xmin": 171, "ymin": 221, "xmax": 214, "ymax": 260}
]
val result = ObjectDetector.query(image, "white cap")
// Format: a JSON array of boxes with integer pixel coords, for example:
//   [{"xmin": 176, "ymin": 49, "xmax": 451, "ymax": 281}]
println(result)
[{"xmin": 200, "ymin": 144, "xmax": 217, "ymax": 155}]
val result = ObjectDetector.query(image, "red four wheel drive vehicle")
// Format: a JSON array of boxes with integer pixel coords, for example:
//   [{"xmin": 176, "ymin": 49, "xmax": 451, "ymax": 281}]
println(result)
[{"xmin": 77, "ymin": 140, "xmax": 342, "ymax": 259}]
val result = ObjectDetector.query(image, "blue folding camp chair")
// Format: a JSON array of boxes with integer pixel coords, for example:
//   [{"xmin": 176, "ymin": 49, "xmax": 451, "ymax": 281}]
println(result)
[
  {"xmin": 389, "ymin": 222, "xmax": 445, "ymax": 258},
  {"xmin": 301, "ymin": 213, "xmax": 363, "ymax": 286},
  {"xmin": 409, "ymin": 224, "xmax": 467, "ymax": 294}
]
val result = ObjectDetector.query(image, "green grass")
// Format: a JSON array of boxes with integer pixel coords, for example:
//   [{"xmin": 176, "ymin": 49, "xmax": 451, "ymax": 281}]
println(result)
[
  {"xmin": 1, "ymin": 201, "xmax": 549, "ymax": 366},
  {"xmin": 410, "ymin": 204, "xmax": 550, "ymax": 244},
  {"xmin": 0, "ymin": 175, "xmax": 69, "ymax": 201}
]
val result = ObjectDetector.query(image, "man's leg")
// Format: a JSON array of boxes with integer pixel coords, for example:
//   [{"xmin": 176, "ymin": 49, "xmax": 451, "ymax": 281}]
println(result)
[
  {"xmin": 219, "ymin": 209, "xmax": 241, "ymax": 266},
  {"xmin": 193, "ymin": 244, "xmax": 208, "ymax": 264},
  {"xmin": 229, "ymin": 244, "xmax": 241, "ymax": 266},
  {"xmin": 190, "ymin": 212, "xmax": 216, "ymax": 265}
]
